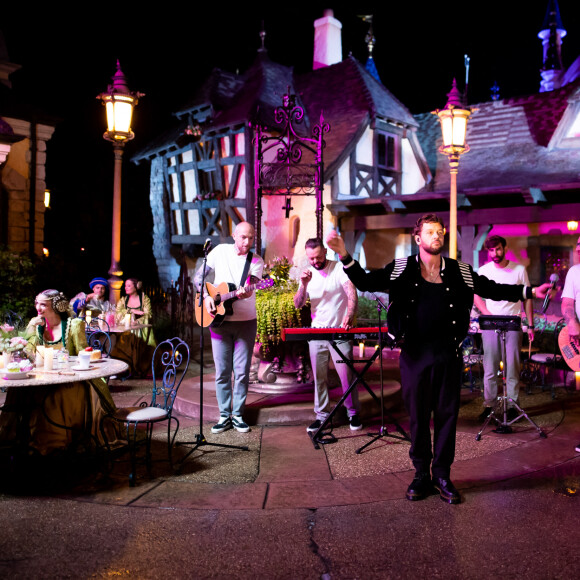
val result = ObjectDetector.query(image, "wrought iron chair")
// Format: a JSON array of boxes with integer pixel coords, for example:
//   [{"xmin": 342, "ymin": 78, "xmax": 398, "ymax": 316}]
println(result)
[
  {"xmin": 100, "ymin": 337, "xmax": 190, "ymax": 486},
  {"xmin": 524, "ymin": 318, "xmax": 569, "ymax": 398},
  {"xmin": 81, "ymin": 316, "xmax": 111, "ymax": 336},
  {"xmin": 87, "ymin": 330, "xmax": 112, "ymax": 357}
]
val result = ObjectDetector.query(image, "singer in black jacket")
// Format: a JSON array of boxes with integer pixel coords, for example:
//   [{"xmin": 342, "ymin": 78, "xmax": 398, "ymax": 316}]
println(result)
[{"xmin": 326, "ymin": 214, "xmax": 553, "ymax": 504}]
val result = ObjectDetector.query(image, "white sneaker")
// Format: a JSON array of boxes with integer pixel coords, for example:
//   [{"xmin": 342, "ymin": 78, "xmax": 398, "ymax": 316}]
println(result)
[{"xmin": 231, "ymin": 416, "xmax": 250, "ymax": 433}]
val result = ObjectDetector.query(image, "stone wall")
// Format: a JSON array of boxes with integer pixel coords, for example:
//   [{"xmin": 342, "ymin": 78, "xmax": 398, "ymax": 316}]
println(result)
[{"xmin": 0, "ymin": 117, "xmax": 54, "ymax": 256}]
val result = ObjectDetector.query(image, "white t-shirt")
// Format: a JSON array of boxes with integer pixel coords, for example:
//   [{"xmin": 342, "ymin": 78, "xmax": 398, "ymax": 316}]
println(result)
[
  {"xmin": 206, "ymin": 244, "xmax": 264, "ymax": 321},
  {"xmin": 562, "ymin": 264, "xmax": 580, "ymax": 320},
  {"xmin": 307, "ymin": 260, "xmax": 350, "ymax": 328},
  {"xmin": 477, "ymin": 260, "xmax": 529, "ymax": 316}
]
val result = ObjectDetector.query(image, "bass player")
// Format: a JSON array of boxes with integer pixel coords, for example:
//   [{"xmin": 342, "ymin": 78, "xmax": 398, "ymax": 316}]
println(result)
[
  {"xmin": 561, "ymin": 235, "xmax": 580, "ymax": 453},
  {"xmin": 193, "ymin": 222, "xmax": 264, "ymax": 434}
]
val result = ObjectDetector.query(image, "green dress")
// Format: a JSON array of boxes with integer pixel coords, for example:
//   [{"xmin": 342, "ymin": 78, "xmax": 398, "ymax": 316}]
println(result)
[
  {"xmin": 112, "ymin": 293, "xmax": 156, "ymax": 376},
  {"xmin": 0, "ymin": 317, "xmax": 119, "ymax": 455}
]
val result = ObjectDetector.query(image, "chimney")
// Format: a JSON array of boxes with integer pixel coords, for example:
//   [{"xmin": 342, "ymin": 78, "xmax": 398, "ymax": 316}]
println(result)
[{"xmin": 313, "ymin": 9, "xmax": 342, "ymax": 70}]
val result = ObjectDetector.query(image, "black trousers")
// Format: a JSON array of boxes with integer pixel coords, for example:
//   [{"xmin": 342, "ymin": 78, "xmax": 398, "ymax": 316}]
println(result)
[{"xmin": 399, "ymin": 347, "xmax": 463, "ymax": 479}]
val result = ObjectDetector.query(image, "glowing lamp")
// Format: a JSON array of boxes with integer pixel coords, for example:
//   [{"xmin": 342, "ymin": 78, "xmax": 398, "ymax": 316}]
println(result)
[
  {"xmin": 44, "ymin": 189, "xmax": 51, "ymax": 208},
  {"xmin": 567, "ymin": 221, "xmax": 578, "ymax": 232},
  {"xmin": 432, "ymin": 79, "xmax": 474, "ymax": 259},
  {"xmin": 98, "ymin": 61, "xmax": 143, "ymax": 143}
]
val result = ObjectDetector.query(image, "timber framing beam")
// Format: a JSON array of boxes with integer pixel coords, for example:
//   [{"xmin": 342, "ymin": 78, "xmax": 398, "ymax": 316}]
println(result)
[{"xmin": 340, "ymin": 203, "xmax": 580, "ymax": 232}]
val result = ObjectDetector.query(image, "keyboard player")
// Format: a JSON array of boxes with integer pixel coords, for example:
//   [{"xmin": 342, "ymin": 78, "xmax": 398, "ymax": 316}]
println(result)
[{"xmin": 293, "ymin": 237, "xmax": 362, "ymax": 432}]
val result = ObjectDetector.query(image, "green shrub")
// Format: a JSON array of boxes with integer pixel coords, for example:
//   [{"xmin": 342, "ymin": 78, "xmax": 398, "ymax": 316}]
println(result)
[{"xmin": 0, "ymin": 248, "xmax": 36, "ymax": 321}]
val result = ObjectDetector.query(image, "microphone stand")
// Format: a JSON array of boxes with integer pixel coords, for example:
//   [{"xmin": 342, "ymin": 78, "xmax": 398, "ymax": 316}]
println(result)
[
  {"xmin": 177, "ymin": 244, "xmax": 248, "ymax": 467},
  {"xmin": 356, "ymin": 293, "xmax": 409, "ymax": 454}
]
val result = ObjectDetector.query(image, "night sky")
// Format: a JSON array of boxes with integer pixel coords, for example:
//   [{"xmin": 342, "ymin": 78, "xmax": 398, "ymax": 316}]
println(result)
[{"xmin": 2, "ymin": 1, "xmax": 579, "ymax": 288}]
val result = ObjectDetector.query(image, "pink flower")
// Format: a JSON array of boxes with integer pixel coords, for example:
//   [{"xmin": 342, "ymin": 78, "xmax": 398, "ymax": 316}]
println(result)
[{"xmin": 1, "ymin": 324, "xmax": 14, "ymax": 333}]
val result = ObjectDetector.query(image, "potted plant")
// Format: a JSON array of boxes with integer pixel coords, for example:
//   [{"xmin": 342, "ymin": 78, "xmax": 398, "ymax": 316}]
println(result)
[{"xmin": 251, "ymin": 257, "xmax": 311, "ymax": 389}]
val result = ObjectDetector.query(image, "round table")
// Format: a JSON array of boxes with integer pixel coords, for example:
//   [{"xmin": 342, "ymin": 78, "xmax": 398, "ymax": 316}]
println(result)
[
  {"xmin": 1, "ymin": 357, "xmax": 128, "ymax": 387},
  {"xmin": 0, "ymin": 357, "xmax": 129, "ymax": 458}
]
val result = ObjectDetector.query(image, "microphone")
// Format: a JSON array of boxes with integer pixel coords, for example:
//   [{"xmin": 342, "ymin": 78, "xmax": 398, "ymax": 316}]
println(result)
[
  {"xmin": 203, "ymin": 238, "xmax": 212, "ymax": 253},
  {"xmin": 541, "ymin": 273, "xmax": 559, "ymax": 314}
]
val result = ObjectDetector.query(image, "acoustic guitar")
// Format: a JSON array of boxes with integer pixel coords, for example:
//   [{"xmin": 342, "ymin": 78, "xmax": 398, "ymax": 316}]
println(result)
[
  {"xmin": 194, "ymin": 278, "xmax": 274, "ymax": 328},
  {"xmin": 557, "ymin": 325, "xmax": 580, "ymax": 372}
]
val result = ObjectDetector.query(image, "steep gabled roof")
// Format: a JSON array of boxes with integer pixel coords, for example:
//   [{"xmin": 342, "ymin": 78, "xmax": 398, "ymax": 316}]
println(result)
[{"xmin": 296, "ymin": 56, "xmax": 418, "ymax": 178}]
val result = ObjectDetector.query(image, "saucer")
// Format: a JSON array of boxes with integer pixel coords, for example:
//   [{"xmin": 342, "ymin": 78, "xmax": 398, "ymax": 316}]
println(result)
[{"xmin": 71, "ymin": 365, "xmax": 96, "ymax": 371}]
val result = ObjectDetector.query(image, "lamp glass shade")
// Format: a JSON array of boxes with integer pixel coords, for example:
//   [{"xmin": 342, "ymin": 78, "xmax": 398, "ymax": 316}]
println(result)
[
  {"xmin": 440, "ymin": 112, "xmax": 453, "ymax": 147},
  {"xmin": 105, "ymin": 95, "xmax": 134, "ymax": 136},
  {"xmin": 452, "ymin": 114, "xmax": 468, "ymax": 147}
]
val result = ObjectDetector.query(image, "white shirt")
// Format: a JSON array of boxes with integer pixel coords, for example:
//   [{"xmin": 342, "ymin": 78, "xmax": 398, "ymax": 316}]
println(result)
[
  {"xmin": 307, "ymin": 260, "xmax": 350, "ymax": 328},
  {"xmin": 206, "ymin": 244, "xmax": 264, "ymax": 321},
  {"xmin": 562, "ymin": 264, "xmax": 580, "ymax": 320},
  {"xmin": 477, "ymin": 260, "xmax": 529, "ymax": 316}
]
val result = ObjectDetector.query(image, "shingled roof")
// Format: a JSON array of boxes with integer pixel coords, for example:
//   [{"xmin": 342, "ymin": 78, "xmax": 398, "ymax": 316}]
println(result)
[
  {"xmin": 297, "ymin": 56, "xmax": 417, "ymax": 178},
  {"xmin": 415, "ymin": 79, "xmax": 580, "ymax": 194}
]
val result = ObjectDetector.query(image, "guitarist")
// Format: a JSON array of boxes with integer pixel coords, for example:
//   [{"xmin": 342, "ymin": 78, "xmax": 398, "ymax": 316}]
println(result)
[{"xmin": 194, "ymin": 222, "xmax": 264, "ymax": 434}]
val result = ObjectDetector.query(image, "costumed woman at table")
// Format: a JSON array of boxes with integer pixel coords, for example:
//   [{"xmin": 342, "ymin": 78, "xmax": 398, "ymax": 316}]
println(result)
[
  {"xmin": 0, "ymin": 289, "xmax": 119, "ymax": 455},
  {"xmin": 111, "ymin": 278, "xmax": 156, "ymax": 376}
]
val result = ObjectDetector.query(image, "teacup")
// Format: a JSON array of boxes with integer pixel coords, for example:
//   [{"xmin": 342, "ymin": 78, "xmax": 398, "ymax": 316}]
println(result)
[{"xmin": 78, "ymin": 351, "xmax": 92, "ymax": 370}]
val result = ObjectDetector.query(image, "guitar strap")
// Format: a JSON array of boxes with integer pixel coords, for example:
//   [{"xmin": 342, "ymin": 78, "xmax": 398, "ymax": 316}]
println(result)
[{"xmin": 239, "ymin": 252, "xmax": 253, "ymax": 288}]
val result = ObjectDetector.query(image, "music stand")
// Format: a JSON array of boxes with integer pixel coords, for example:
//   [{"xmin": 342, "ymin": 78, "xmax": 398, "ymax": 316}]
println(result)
[
  {"xmin": 356, "ymin": 293, "xmax": 409, "ymax": 454},
  {"xmin": 475, "ymin": 315, "xmax": 547, "ymax": 440},
  {"xmin": 176, "ymin": 245, "xmax": 249, "ymax": 467}
]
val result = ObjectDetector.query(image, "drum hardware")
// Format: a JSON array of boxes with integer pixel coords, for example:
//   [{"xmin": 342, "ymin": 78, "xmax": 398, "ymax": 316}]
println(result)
[{"xmin": 475, "ymin": 315, "xmax": 547, "ymax": 440}]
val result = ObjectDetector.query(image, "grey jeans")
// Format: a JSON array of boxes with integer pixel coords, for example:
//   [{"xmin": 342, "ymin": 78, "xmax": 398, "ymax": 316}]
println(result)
[
  {"xmin": 308, "ymin": 339, "xmax": 360, "ymax": 420},
  {"xmin": 481, "ymin": 329, "xmax": 523, "ymax": 407},
  {"xmin": 210, "ymin": 319, "xmax": 257, "ymax": 417}
]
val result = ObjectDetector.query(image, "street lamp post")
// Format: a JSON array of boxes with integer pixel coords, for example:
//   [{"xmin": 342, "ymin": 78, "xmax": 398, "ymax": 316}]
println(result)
[
  {"xmin": 432, "ymin": 79, "xmax": 473, "ymax": 259},
  {"xmin": 97, "ymin": 61, "xmax": 144, "ymax": 303}
]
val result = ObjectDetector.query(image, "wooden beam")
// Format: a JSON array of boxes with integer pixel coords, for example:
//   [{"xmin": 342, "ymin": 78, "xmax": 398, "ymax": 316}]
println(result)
[{"xmin": 341, "ymin": 203, "xmax": 580, "ymax": 231}]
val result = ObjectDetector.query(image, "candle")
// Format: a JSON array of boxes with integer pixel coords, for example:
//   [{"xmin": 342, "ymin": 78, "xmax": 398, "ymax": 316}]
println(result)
[
  {"xmin": 124, "ymin": 313, "xmax": 131, "ymax": 328},
  {"xmin": 359, "ymin": 342, "xmax": 365, "ymax": 358},
  {"xmin": 575, "ymin": 372, "xmax": 580, "ymax": 391},
  {"xmin": 44, "ymin": 350, "xmax": 54, "ymax": 371},
  {"xmin": 35, "ymin": 348, "xmax": 44, "ymax": 368},
  {"xmin": 499, "ymin": 361, "xmax": 504, "ymax": 372}
]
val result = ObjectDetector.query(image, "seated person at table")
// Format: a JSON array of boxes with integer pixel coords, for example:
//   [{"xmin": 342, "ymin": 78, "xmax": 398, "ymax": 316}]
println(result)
[
  {"xmin": 70, "ymin": 277, "xmax": 115, "ymax": 317},
  {"xmin": 0, "ymin": 289, "xmax": 119, "ymax": 455},
  {"xmin": 111, "ymin": 278, "xmax": 156, "ymax": 376}
]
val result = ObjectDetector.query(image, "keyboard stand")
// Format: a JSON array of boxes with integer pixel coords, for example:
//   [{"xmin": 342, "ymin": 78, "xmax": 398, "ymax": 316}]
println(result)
[{"xmin": 309, "ymin": 340, "xmax": 410, "ymax": 449}]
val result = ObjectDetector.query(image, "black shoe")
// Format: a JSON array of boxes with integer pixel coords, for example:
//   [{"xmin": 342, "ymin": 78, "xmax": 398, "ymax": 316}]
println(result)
[
  {"xmin": 406, "ymin": 473, "xmax": 435, "ymax": 501},
  {"xmin": 478, "ymin": 407, "xmax": 492, "ymax": 422},
  {"xmin": 307, "ymin": 419, "xmax": 322, "ymax": 433},
  {"xmin": 432, "ymin": 477, "xmax": 461, "ymax": 504},
  {"xmin": 349, "ymin": 415, "xmax": 363, "ymax": 431},
  {"xmin": 506, "ymin": 408, "xmax": 519, "ymax": 422}
]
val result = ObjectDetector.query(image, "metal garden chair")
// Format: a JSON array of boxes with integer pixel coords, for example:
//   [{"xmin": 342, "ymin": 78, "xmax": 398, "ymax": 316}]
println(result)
[{"xmin": 100, "ymin": 336, "xmax": 190, "ymax": 485}]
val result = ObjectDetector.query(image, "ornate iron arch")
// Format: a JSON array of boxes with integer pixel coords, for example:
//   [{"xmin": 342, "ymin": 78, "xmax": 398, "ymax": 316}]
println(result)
[{"xmin": 253, "ymin": 91, "xmax": 330, "ymax": 254}]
